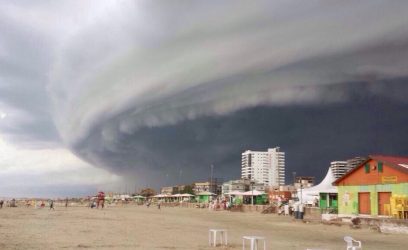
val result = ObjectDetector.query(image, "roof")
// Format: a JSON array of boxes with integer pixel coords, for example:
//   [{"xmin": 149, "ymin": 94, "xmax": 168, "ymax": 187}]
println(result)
[
  {"xmin": 242, "ymin": 190, "xmax": 265, "ymax": 196},
  {"xmin": 333, "ymin": 155, "xmax": 408, "ymax": 185},
  {"xmin": 196, "ymin": 191, "xmax": 216, "ymax": 196}
]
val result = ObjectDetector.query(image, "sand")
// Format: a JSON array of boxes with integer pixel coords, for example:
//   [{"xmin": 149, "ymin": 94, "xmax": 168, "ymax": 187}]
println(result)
[{"xmin": 0, "ymin": 205, "xmax": 407, "ymax": 249}]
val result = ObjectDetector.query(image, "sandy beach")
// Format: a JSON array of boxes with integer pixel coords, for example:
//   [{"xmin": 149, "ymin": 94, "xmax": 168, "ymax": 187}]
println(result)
[{"xmin": 0, "ymin": 205, "xmax": 407, "ymax": 249}]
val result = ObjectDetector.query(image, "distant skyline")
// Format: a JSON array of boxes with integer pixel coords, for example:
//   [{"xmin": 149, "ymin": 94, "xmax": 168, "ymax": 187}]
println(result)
[{"xmin": 1, "ymin": 1, "xmax": 408, "ymax": 197}]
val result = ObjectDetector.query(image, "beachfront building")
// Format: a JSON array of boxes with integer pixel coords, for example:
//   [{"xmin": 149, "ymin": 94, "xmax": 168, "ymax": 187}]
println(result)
[
  {"xmin": 193, "ymin": 181, "xmax": 221, "ymax": 195},
  {"xmin": 241, "ymin": 147, "xmax": 285, "ymax": 186},
  {"xmin": 160, "ymin": 186, "xmax": 174, "ymax": 195},
  {"xmin": 222, "ymin": 179, "xmax": 249, "ymax": 195},
  {"xmin": 334, "ymin": 155, "xmax": 408, "ymax": 218},
  {"xmin": 294, "ymin": 176, "xmax": 315, "ymax": 189}
]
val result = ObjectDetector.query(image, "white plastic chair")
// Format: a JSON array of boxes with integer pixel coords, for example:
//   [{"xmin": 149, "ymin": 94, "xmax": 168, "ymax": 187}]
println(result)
[
  {"xmin": 344, "ymin": 236, "xmax": 362, "ymax": 250},
  {"xmin": 209, "ymin": 229, "xmax": 228, "ymax": 247},
  {"xmin": 242, "ymin": 236, "xmax": 266, "ymax": 250}
]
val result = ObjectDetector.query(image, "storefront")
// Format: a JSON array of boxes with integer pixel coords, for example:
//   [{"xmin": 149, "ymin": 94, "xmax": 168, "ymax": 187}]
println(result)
[{"xmin": 334, "ymin": 155, "xmax": 408, "ymax": 218}]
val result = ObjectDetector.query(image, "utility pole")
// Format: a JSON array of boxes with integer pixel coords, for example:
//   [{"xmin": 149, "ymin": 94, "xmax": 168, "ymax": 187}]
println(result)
[
  {"xmin": 179, "ymin": 169, "xmax": 183, "ymax": 184},
  {"xmin": 210, "ymin": 164, "xmax": 214, "ymax": 193},
  {"xmin": 250, "ymin": 181, "xmax": 255, "ymax": 206},
  {"xmin": 300, "ymin": 177, "xmax": 303, "ymax": 204}
]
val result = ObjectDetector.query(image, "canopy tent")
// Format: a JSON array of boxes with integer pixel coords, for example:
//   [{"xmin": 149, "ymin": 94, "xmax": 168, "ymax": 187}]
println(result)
[
  {"xmin": 170, "ymin": 193, "xmax": 183, "ymax": 201},
  {"xmin": 297, "ymin": 168, "xmax": 338, "ymax": 204},
  {"xmin": 242, "ymin": 190, "xmax": 265, "ymax": 196},
  {"xmin": 225, "ymin": 191, "xmax": 244, "ymax": 205},
  {"xmin": 132, "ymin": 195, "xmax": 146, "ymax": 200},
  {"xmin": 241, "ymin": 190, "xmax": 267, "ymax": 205}
]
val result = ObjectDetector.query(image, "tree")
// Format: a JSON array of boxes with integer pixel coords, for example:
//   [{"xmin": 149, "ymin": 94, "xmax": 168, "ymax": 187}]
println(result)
[
  {"xmin": 140, "ymin": 188, "xmax": 156, "ymax": 198},
  {"xmin": 181, "ymin": 185, "xmax": 195, "ymax": 195}
]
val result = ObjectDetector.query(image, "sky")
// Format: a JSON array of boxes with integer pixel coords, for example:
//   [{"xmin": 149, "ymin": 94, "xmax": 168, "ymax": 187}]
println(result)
[{"xmin": 0, "ymin": 1, "xmax": 408, "ymax": 197}]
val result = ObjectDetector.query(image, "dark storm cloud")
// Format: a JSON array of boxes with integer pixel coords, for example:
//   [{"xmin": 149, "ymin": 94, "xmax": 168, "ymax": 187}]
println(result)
[
  {"xmin": 1, "ymin": 1, "xmax": 408, "ymax": 189},
  {"xmin": 74, "ymin": 80, "xmax": 408, "ymax": 187}
]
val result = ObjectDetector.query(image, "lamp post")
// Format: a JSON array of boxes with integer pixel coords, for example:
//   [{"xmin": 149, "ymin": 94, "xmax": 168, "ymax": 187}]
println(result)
[
  {"xmin": 250, "ymin": 181, "xmax": 255, "ymax": 205},
  {"xmin": 300, "ymin": 177, "xmax": 303, "ymax": 204}
]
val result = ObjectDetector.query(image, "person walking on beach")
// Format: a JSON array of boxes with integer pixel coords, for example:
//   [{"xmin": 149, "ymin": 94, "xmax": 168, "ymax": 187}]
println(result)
[
  {"xmin": 0, "ymin": 200, "xmax": 3, "ymax": 208},
  {"xmin": 65, "ymin": 198, "xmax": 69, "ymax": 208},
  {"xmin": 157, "ymin": 200, "xmax": 161, "ymax": 210},
  {"xmin": 97, "ymin": 191, "xmax": 105, "ymax": 209},
  {"xmin": 49, "ymin": 200, "xmax": 54, "ymax": 210}
]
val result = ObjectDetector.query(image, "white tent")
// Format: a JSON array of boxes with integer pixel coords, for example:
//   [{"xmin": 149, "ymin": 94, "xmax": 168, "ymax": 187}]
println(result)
[
  {"xmin": 242, "ymin": 190, "xmax": 265, "ymax": 196},
  {"xmin": 132, "ymin": 195, "xmax": 146, "ymax": 200},
  {"xmin": 297, "ymin": 168, "xmax": 337, "ymax": 204}
]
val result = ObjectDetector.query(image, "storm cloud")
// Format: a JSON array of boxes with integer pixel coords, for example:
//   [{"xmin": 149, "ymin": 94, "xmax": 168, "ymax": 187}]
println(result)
[{"xmin": 1, "ymin": 1, "xmax": 408, "ymax": 193}]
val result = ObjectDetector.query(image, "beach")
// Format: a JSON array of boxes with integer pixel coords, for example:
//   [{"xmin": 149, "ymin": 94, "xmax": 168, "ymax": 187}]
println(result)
[{"xmin": 0, "ymin": 205, "xmax": 407, "ymax": 249}]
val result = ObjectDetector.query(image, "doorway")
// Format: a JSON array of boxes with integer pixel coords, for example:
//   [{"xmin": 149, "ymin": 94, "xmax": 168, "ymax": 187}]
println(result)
[
  {"xmin": 378, "ymin": 192, "xmax": 392, "ymax": 215},
  {"xmin": 358, "ymin": 192, "xmax": 371, "ymax": 214}
]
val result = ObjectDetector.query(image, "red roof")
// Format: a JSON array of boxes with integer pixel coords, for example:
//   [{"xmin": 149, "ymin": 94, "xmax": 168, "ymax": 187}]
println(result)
[
  {"xmin": 334, "ymin": 154, "xmax": 408, "ymax": 185},
  {"xmin": 370, "ymin": 155, "xmax": 408, "ymax": 169}
]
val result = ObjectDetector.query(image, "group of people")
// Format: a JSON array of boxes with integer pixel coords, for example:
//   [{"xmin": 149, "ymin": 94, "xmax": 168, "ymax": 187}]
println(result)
[
  {"xmin": 0, "ymin": 199, "xmax": 17, "ymax": 208},
  {"xmin": 0, "ymin": 198, "xmax": 70, "ymax": 210},
  {"xmin": 209, "ymin": 198, "xmax": 231, "ymax": 211},
  {"xmin": 89, "ymin": 191, "xmax": 105, "ymax": 209}
]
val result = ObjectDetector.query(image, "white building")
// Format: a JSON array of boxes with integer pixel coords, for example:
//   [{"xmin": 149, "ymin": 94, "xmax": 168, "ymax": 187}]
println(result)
[
  {"xmin": 330, "ymin": 161, "xmax": 351, "ymax": 179},
  {"xmin": 241, "ymin": 147, "xmax": 285, "ymax": 186},
  {"xmin": 221, "ymin": 179, "xmax": 265, "ymax": 195},
  {"xmin": 330, "ymin": 157, "xmax": 366, "ymax": 180}
]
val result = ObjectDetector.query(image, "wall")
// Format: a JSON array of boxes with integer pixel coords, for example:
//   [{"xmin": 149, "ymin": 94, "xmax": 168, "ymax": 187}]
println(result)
[{"xmin": 338, "ymin": 183, "xmax": 408, "ymax": 216}]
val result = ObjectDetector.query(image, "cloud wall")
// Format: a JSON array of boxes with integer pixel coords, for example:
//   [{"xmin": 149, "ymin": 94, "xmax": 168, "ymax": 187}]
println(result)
[{"xmin": 1, "ymin": 1, "xmax": 408, "ymax": 190}]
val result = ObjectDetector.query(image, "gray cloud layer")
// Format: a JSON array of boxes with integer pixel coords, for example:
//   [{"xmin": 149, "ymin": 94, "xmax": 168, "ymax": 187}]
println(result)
[{"xmin": 1, "ymin": 1, "xmax": 408, "ymax": 188}]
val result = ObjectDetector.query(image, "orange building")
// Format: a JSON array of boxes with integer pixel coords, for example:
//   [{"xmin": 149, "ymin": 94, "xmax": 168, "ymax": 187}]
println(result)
[{"xmin": 334, "ymin": 155, "xmax": 408, "ymax": 217}]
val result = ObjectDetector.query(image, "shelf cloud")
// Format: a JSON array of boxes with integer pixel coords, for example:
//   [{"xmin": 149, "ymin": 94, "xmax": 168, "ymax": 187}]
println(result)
[{"xmin": 1, "ymin": 1, "xmax": 408, "ymax": 193}]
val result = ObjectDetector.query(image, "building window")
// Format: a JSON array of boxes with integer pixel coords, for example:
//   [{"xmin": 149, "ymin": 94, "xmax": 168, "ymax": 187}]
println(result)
[
  {"xmin": 378, "ymin": 162, "xmax": 383, "ymax": 172},
  {"xmin": 364, "ymin": 163, "xmax": 370, "ymax": 173}
]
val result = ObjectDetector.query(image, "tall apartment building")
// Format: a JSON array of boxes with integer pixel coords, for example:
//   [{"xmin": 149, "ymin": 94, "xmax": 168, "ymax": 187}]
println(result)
[
  {"xmin": 331, "ymin": 157, "xmax": 367, "ymax": 180},
  {"xmin": 241, "ymin": 147, "xmax": 285, "ymax": 186},
  {"xmin": 346, "ymin": 156, "xmax": 367, "ymax": 169},
  {"xmin": 330, "ymin": 161, "xmax": 351, "ymax": 179}
]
